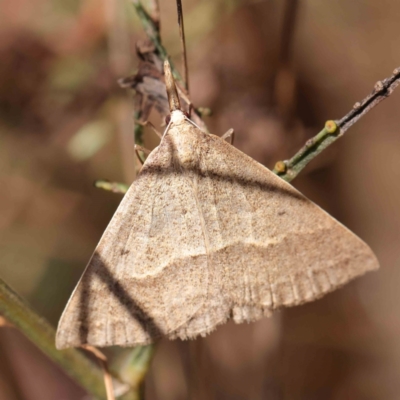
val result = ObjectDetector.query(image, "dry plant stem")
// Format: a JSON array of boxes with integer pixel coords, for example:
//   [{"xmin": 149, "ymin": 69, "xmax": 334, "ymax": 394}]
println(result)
[
  {"xmin": 129, "ymin": 1, "xmax": 205, "ymax": 127},
  {"xmin": 274, "ymin": 67, "xmax": 400, "ymax": 182},
  {"xmin": 176, "ymin": 0, "xmax": 189, "ymax": 92},
  {"xmin": 131, "ymin": 0, "xmax": 183, "ymax": 84},
  {"xmin": 0, "ymin": 278, "xmax": 109, "ymax": 400}
]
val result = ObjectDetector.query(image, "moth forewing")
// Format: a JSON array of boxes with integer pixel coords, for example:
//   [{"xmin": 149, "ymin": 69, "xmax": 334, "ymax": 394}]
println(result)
[{"xmin": 56, "ymin": 116, "xmax": 379, "ymax": 349}]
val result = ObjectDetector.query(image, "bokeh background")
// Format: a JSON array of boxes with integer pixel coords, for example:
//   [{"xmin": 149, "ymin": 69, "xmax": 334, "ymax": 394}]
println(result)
[{"xmin": 1, "ymin": 0, "xmax": 400, "ymax": 399}]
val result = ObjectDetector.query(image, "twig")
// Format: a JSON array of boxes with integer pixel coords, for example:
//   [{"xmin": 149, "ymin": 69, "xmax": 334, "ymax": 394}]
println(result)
[
  {"xmin": 274, "ymin": 67, "xmax": 400, "ymax": 182},
  {"xmin": 0, "ymin": 278, "xmax": 117, "ymax": 400},
  {"xmin": 176, "ymin": 0, "xmax": 189, "ymax": 92},
  {"xmin": 337, "ymin": 68, "xmax": 400, "ymax": 131}
]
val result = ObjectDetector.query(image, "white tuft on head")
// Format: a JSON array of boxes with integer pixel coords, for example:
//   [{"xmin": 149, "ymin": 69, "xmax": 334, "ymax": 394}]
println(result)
[{"xmin": 171, "ymin": 110, "xmax": 185, "ymax": 124}]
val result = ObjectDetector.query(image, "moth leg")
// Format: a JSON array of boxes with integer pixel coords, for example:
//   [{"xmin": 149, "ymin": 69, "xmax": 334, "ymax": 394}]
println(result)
[
  {"xmin": 145, "ymin": 121, "xmax": 163, "ymax": 139},
  {"xmin": 82, "ymin": 345, "xmax": 116, "ymax": 400},
  {"xmin": 135, "ymin": 120, "xmax": 163, "ymax": 139},
  {"xmin": 135, "ymin": 144, "xmax": 151, "ymax": 165},
  {"xmin": 221, "ymin": 128, "xmax": 235, "ymax": 145}
]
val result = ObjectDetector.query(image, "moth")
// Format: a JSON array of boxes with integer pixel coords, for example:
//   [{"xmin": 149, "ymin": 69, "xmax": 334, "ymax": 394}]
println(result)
[{"xmin": 56, "ymin": 61, "xmax": 378, "ymax": 349}]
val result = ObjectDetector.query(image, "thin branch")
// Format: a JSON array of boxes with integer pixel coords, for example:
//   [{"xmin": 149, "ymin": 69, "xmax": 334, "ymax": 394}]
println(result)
[
  {"xmin": 273, "ymin": 67, "xmax": 400, "ymax": 182},
  {"xmin": 0, "ymin": 278, "xmax": 129, "ymax": 400},
  {"xmin": 176, "ymin": 0, "xmax": 189, "ymax": 92},
  {"xmin": 337, "ymin": 68, "xmax": 400, "ymax": 131}
]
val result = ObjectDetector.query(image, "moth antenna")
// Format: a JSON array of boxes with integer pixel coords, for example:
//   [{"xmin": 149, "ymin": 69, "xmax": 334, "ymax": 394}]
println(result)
[
  {"xmin": 164, "ymin": 60, "xmax": 182, "ymax": 112},
  {"xmin": 176, "ymin": 0, "xmax": 189, "ymax": 93}
]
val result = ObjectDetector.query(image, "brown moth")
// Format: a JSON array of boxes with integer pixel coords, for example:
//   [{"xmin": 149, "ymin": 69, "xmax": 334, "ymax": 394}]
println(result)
[{"xmin": 56, "ymin": 61, "xmax": 379, "ymax": 349}]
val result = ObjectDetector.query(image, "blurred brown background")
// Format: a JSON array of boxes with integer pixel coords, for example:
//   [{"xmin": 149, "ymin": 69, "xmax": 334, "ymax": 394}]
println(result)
[{"xmin": 1, "ymin": 0, "xmax": 400, "ymax": 399}]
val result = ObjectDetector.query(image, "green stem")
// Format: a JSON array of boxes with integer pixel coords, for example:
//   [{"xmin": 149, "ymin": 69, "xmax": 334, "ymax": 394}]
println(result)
[
  {"xmin": 0, "ymin": 278, "xmax": 109, "ymax": 400},
  {"xmin": 274, "ymin": 66, "xmax": 400, "ymax": 182},
  {"xmin": 273, "ymin": 121, "xmax": 338, "ymax": 182}
]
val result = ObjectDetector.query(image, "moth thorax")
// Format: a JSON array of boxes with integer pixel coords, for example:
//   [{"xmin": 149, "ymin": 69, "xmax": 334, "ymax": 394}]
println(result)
[{"xmin": 171, "ymin": 110, "xmax": 185, "ymax": 124}]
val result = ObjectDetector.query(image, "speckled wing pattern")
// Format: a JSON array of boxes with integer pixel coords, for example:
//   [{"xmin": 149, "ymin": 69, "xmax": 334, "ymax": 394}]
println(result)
[{"xmin": 56, "ymin": 119, "xmax": 379, "ymax": 349}]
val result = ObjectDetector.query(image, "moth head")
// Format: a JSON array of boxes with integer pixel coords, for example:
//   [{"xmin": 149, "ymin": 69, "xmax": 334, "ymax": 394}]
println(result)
[{"xmin": 165, "ymin": 110, "xmax": 189, "ymax": 125}]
